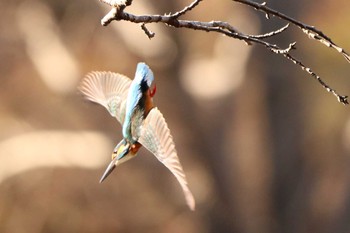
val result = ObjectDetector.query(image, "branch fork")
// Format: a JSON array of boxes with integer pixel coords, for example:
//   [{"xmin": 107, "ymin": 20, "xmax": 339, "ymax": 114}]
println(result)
[{"xmin": 98, "ymin": 0, "xmax": 349, "ymax": 105}]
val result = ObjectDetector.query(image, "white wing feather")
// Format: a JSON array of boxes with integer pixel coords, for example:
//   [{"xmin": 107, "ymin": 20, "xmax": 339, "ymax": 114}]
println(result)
[
  {"xmin": 78, "ymin": 71, "xmax": 131, "ymax": 124},
  {"xmin": 138, "ymin": 108, "xmax": 195, "ymax": 210}
]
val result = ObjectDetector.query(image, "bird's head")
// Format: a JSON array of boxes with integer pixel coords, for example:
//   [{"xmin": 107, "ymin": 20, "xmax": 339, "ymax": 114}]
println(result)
[
  {"xmin": 111, "ymin": 139, "xmax": 131, "ymax": 160},
  {"xmin": 99, "ymin": 139, "xmax": 131, "ymax": 183}
]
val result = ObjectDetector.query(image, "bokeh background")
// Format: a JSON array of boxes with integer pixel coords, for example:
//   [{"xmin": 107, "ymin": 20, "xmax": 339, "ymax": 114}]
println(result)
[{"xmin": 1, "ymin": 0, "xmax": 350, "ymax": 232}]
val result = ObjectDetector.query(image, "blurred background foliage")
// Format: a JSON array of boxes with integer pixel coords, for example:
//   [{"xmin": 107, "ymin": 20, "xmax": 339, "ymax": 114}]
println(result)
[{"xmin": 0, "ymin": 0, "xmax": 350, "ymax": 232}]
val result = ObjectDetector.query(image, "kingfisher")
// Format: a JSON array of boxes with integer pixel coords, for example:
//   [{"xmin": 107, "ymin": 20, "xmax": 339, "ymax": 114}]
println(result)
[{"xmin": 79, "ymin": 63, "xmax": 195, "ymax": 210}]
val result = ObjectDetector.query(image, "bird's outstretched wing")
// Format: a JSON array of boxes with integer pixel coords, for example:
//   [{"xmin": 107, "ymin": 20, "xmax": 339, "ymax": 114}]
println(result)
[
  {"xmin": 79, "ymin": 71, "xmax": 132, "ymax": 124},
  {"xmin": 138, "ymin": 108, "xmax": 195, "ymax": 210}
]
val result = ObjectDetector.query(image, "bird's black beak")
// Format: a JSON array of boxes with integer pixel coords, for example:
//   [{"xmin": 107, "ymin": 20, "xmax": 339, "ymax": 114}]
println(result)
[
  {"xmin": 99, "ymin": 157, "xmax": 118, "ymax": 183},
  {"xmin": 100, "ymin": 141, "xmax": 130, "ymax": 183}
]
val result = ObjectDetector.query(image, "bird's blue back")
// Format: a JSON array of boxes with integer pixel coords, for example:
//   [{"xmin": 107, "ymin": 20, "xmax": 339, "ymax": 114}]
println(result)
[{"xmin": 122, "ymin": 62, "xmax": 154, "ymax": 143}]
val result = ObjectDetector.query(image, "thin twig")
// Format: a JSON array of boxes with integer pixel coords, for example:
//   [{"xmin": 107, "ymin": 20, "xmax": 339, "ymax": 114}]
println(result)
[
  {"xmin": 233, "ymin": 0, "xmax": 350, "ymax": 63},
  {"xmin": 282, "ymin": 53, "xmax": 348, "ymax": 104},
  {"xmin": 170, "ymin": 0, "xmax": 203, "ymax": 18},
  {"xmin": 250, "ymin": 23, "xmax": 289, "ymax": 39},
  {"xmin": 141, "ymin": 23, "xmax": 155, "ymax": 39},
  {"xmin": 97, "ymin": 0, "xmax": 349, "ymax": 105}
]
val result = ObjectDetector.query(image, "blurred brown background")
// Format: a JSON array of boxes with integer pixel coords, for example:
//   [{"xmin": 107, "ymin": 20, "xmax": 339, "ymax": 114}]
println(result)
[{"xmin": 1, "ymin": 0, "xmax": 350, "ymax": 232}]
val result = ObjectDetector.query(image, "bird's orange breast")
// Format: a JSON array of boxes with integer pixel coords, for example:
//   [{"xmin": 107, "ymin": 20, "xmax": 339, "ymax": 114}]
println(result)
[{"xmin": 131, "ymin": 142, "xmax": 142, "ymax": 154}]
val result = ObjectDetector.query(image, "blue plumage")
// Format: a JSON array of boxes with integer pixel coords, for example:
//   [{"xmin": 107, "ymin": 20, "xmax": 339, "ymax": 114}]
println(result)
[
  {"xmin": 122, "ymin": 62, "xmax": 154, "ymax": 143},
  {"xmin": 79, "ymin": 63, "xmax": 195, "ymax": 210}
]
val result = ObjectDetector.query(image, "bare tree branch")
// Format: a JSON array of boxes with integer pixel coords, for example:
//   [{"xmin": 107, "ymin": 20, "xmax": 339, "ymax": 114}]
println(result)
[
  {"xmin": 170, "ymin": 0, "xmax": 203, "ymax": 18},
  {"xmin": 141, "ymin": 23, "xmax": 155, "ymax": 39},
  {"xmin": 233, "ymin": 0, "xmax": 350, "ymax": 63},
  {"xmin": 250, "ymin": 23, "xmax": 289, "ymax": 39},
  {"xmin": 98, "ymin": 0, "xmax": 349, "ymax": 105}
]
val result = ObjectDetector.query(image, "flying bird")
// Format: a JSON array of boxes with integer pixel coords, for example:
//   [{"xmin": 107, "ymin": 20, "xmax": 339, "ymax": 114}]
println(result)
[{"xmin": 79, "ymin": 63, "xmax": 195, "ymax": 210}]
